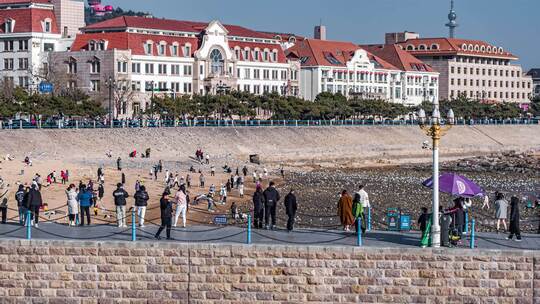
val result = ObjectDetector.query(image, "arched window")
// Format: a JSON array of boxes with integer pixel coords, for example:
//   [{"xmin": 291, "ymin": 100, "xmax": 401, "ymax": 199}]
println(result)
[
  {"xmin": 88, "ymin": 40, "xmax": 96, "ymax": 51},
  {"xmin": 487, "ymin": 46, "xmax": 492, "ymax": 53},
  {"xmin": 461, "ymin": 44, "xmax": 467, "ymax": 50},
  {"xmin": 418, "ymin": 44, "xmax": 426, "ymax": 50},
  {"xmin": 288, "ymin": 36, "xmax": 296, "ymax": 43},
  {"xmin": 431, "ymin": 44, "xmax": 439, "ymax": 50},
  {"xmin": 480, "ymin": 45, "xmax": 486, "ymax": 52},
  {"xmin": 498, "ymin": 47, "xmax": 504, "ymax": 54},
  {"xmin": 210, "ymin": 49, "xmax": 224, "ymax": 75},
  {"xmin": 474, "ymin": 45, "xmax": 479, "ymax": 52},
  {"xmin": 243, "ymin": 48, "xmax": 250, "ymax": 60},
  {"xmin": 406, "ymin": 45, "xmax": 414, "ymax": 51},
  {"xmin": 272, "ymin": 50, "xmax": 278, "ymax": 62},
  {"xmin": 468, "ymin": 44, "xmax": 474, "ymax": 51}
]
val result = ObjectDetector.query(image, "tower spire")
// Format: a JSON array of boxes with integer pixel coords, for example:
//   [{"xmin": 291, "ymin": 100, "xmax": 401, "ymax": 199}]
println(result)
[{"xmin": 445, "ymin": 0, "xmax": 458, "ymax": 38}]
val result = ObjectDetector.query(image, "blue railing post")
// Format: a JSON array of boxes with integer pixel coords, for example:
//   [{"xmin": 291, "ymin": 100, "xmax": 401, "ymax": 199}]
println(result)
[
  {"xmin": 131, "ymin": 210, "xmax": 136, "ymax": 242},
  {"xmin": 470, "ymin": 219, "xmax": 475, "ymax": 249},
  {"xmin": 356, "ymin": 217, "xmax": 362, "ymax": 247},
  {"xmin": 464, "ymin": 212, "xmax": 469, "ymax": 234},
  {"xmin": 247, "ymin": 215, "xmax": 252, "ymax": 245},
  {"xmin": 26, "ymin": 209, "xmax": 32, "ymax": 240},
  {"xmin": 367, "ymin": 207, "xmax": 372, "ymax": 232}
]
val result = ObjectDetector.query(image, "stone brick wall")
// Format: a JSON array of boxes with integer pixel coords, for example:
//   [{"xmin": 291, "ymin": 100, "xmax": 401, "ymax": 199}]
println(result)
[{"xmin": 0, "ymin": 240, "xmax": 538, "ymax": 303}]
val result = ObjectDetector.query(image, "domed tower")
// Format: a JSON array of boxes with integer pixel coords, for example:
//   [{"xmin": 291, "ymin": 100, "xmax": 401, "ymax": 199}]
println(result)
[{"xmin": 445, "ymin": 0, "xmax": 458, "ymax": 38}]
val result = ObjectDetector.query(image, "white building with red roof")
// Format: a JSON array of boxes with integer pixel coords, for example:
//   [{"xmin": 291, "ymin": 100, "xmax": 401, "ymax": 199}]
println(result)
[
  {"xmin": 52, "ymin": 16, "xmax": 301, "ymax": 118},
  {"xmin": 289, "ymin": 38, "xmax": 439, "ymax": 105},
  {"xmin": 0, "ymin": 0, "xmax": 83, "ymax": 89},
  {"xmin": 384, "ymin": 32, "xmax": 533, "ymax": 104}
]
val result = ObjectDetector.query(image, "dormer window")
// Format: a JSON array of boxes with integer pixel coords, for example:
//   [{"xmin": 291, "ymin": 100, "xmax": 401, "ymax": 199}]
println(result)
[
  {"xmin": 183, "ymin": 44, "xmax": 191, "ymax": 57},
  {"xmin": 253, "ymin": 49, "xmax": 260, "ymax": 61},
  {"xmin": 98, "ymin": 40, "xmax": 106, "ymax": 50},
  {"xmin": 171, "ymin": 44, "xmax": 179, "ymax": 56},
  {"xmin": 4, "ymin": 19, "xmax": 14, "ymax": 33},
  {"xmin": 234, "ymin": 48, "xmax": 240, "ymax": 60},
  {"xmin": 243, "ymin": 48, "xmax": 250, "ymax": 61},
  {"xmin": 158, "ymin": 42, "xmax": 166, "ymax": 55},
  {"xmin": 263, "ymin": 50, "xmax": 269, "ymax": 61},
  {"xmin": 272, "ymin": 50, "xmax": 278, "ymax": 62},
  {"xmin": 144, "ymin": 41, "xmax": 153, "ymax": 55},
  {"xmin": 42, "ymin": 19, "xmax": 52, "ymax": 33},
  {"xmin": 88, "ymin": 40, "xmax": 96, "ymax": 51}
]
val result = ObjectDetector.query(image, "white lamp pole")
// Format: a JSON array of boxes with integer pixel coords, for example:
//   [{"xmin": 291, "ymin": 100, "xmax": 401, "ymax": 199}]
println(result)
[{"xmin": 418, "ymin": 105, "xmax": 454, "ymax": 248}]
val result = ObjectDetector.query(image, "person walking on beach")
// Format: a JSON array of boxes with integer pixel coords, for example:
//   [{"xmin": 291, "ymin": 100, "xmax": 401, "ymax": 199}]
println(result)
[
  {"xmin": 26, "ymin": 184, "xmax": 42, "ymax": 228},
  {"xmin": 199, "ymin": 173, "xmax": 205, "ymax": 188},
  {"xmin": 284, "ymin": 189, "xmax": 297, "ymax": 232},
  {"xmin": 134, "ymin": 185, "xmax": 149, "ymax": 227},
  {"xmin": 219, "ymin": 184, "xmax": 227, "ymax": 205},
  {"xmin": 353, "ymin": 185, "xmax": 369, "ymax": 234},
  {"xmin": 66, "ymin": 184, "xmax": 79, "ymax": 226},
  {"xmin": 418, "ymin": 207, "xmax": 430, "ymax": 248},
  {"xmin": 155, "ymin": 191, "xmax": 173, "ymax": 240},
  {"xmin": 263, "ymin": 181, "xmax": 280, "ymax": 230},
  {"xmin": 117, "ymin": 157, "xmax": 122, "ymax": 171},
  {"xmin": 15, "ymin": 185, "xmax": 26, "ymax": 225},
  {"xmin": 239, "ymin": 182, "xmax": 244, "ymax": 198},
  {"xmin": 0, "ymin": 184, "xmax": 9, "ymax": 224},
  {"xmin": 482, "ymin": 193, "xmax": 490, "ymax": 209},
  {"xmin": 494, "ymin": 192, "xmax": 508, "ymax": 232},
  {"xmin": 77, "ymin": 185, "xmax": 93, "ymax": 226},
  {"xmin": 252, "ymin": 186, "xmax": 264, "ymax": 229},
  {"xmin": 98, "ymin": 182, "xmax": 104, "ymax": 204},
  {"xmin": 173, "ymin": 185, "xmax": 188, "ymax": 228},
  {"xmin": 337, "ymin": 190, "xmax": 354, "ymax": 231},
  {"xmin": 113, "ymin": 183, "xmax": 129, "ymax": 228},
  {"xmin": 507, "ymin": 196, "xmax": 522, "ymax": 241}
]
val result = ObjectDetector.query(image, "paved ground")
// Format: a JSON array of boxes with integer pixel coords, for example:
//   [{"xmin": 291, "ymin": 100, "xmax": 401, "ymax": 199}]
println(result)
[{"xmin": 0, "ymin": 221, "xmax": 539, "ymax": 250}]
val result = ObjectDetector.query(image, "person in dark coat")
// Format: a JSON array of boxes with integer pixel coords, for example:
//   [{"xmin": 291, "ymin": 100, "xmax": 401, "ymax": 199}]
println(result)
[
  {"xmin": 284, "ymin": 190, "xmax": 297, "ymax": 232},
  {"xmin": 121, "ymin": 172, "xmax": 126, "ymax": 185},
  {"xmin": 417, "ymin": 207, "xmax": 429, "ymax": 235},
  {"xmin": 117, "ymin": 157, "xmax": 122, "ymax": 171},
  {"xmin": 134, "ymin": 185, "xmax": 150, "ymax": 227},
  {"xmin": 15, "ymin": 185, "xmax": 26, "ymax": 225},
  {"xmin": 508, "ymin": 196, "xmax": 522, "ymax": 241},
  {"xmin": 77, "ymin": 185, "xmax": 94, "ymax": 226},
  {"xmin": 25, "ymin": 184, "xmax": 43, "ymax": 227},
  {"xmin": 447, "ymin": 198, "xmax": 464, "ymax": 238},
  {"xmin": 155, "ymin": 192, "xmax": 173, "ymax": 240},
  {"xmin": 263, "ymin": 181, "xmax": 280, "ymax": 230},
  {"xmin": 252, "ymin": 187, "xmax": 264, "ymax": 229}
]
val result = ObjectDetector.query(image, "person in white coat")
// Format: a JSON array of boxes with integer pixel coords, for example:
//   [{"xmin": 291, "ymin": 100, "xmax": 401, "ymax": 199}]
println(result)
[
  {"xmin": 173, "ymin": 186, "xmax": 188, "ymax": 228},
  {"xmin": 66, "ymin": 184, "xmax": 79, "ymax": 226}
]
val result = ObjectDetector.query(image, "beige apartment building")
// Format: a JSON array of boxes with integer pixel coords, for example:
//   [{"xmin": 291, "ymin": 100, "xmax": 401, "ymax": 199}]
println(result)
[{"xmin": 385, "ymin": 32, "xmax": 533, "ymax": 104}]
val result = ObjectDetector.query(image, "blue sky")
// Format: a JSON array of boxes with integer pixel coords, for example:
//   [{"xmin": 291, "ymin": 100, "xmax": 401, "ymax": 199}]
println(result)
[{"xmin": 103, "ymin": 0, "xmax": 539, "ymax": 70}]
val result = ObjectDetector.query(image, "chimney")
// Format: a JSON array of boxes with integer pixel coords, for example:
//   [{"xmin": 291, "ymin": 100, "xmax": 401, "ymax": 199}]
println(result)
[{"xmin": 314, "ymin": 25, "xmax": 326, "ymax": 40}]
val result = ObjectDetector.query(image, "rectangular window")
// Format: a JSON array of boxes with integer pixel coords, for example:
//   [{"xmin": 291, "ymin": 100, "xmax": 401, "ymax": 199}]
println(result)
[
  {"xmin": 158, "ymin": 64, "xmax": 168, "ymax": 75},
  {"xmin": 171, "ymin": 65, "xmax": 180, "ymax": 75},
  {"xmin": 171, "ymin": 82, "xmax": 180, "ymax": 92},
  {"xmin": 117, "ymin": 61, "xmax": 128, "ymax": 73},
  {"xmin": 199, "ymin": 65, "xmax": 203, "ymax": 75},
  {"xmin": 281, "ymin": 70, "xmax": 287, "ymax": 80},
  {"xmin": 243, "ymin": 84, "xmax": 250, "ymax": 92},
  {"xmin": 18, "ymin": 40, "xmax": 28, "ymax": 51},
  {"xmin": 91, "ymin": 80, "xmax": 101, "ymax": 92},
  {"xmin": 254, "ymin": 85, "xmax": 260, "ymax": 94},
  {"xmin": 263, "ymin": 69, "xmax": 270, "ymax": 80},
  {"xmin": 18, "ymin": 58, "xmax": 28, "ymax": 70},
  {"xmin": 145, "ymin": 63, "xmax": 154, "ymax": 74},
  {"xmin": 145, "ymin": 81, "xmax": 154, "ymax": 92},
  {"xmin": 254, "ymin": 69, "xmax": 260, "ymax": 79},
  {"xmin": 158, "ymin": 82, "xmax": 167, "ymax": 90},
  {"xmin": 90, "ymin": 61, "xmax": 100, "ymax": 74},
  {"xmin": 44, "ymin": 43, "xmax": 54, "ymax": 52},
  {"xmin": 183, "ymin": 83, "xmax": 192, "ymax": 93},
  {"xmin": 183, "ymin": 65, "xmax": 192, "ymax": 76},
  {"xmin": 4, "ymin": 40, "xmax": 14, "ymax": 52},
  {"xmin": 272, "ymin": 70, "xmax": 278, "ymax": 80},
  {"xmin": 172, "ymin": 45, "xmax": 179, "ymax": 56},
  {"xmin": 132, "ymin": 63, "xmax": 141, "ymax": 74},
  {"xmin": 184, "ymin": 45, "xmax": 191, "ymax": 57},
  {"xmin": 131, "ymin": 81, "xmax": 141, "ymax": 92},
  {"xmin": 245, "ymin": 68, "xmax": 251, "ymax": 79}
]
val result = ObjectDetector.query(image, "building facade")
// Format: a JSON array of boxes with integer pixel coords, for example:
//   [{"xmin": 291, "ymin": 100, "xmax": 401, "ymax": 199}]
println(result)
[
  {"xmin": 0, "ymin": 0, "xmax": 83, "ymax": 89},
  {"xmin": 289, "ymin": 38, "xmax": 439, "ymax": 105},
  {"xmin": 526, "ymin": 69, "xmax": 540, "ymax": 99},
  {"xmin": 51, "ymin": 16, "xmax": 301, "ymax": 118},
  {"xmin": 384, "ymin": 32, "xmax": 533, "ymax": 104}
]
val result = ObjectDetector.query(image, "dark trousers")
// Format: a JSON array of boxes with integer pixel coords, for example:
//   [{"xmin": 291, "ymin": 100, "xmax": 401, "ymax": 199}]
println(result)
[
  {"xmin": 286, "ymin": 212, "xmax": 295, "ymax": 231},
  {"xmin": 264, "ymin": 203, "xmax": 276, "ymax": 227},
  {"xmin": 0, "ymin": 207, "xmax": 6, "ymax": 224},
  {"xmin": 355, "ymin": 214, "xmax": 366, "ymax": 234},
  {"xmin": 156, "ymin": 217, "xmax": 172, "ymax": 239},
  {"xmin": 30, "ymin": 205, "xmax": 40, "ymax": 224},
  {"xmin": 80, "ymin": 206, "xmax": 91, "ymax": 226},
  {"xmin": 253, "ymin": 209, "xmax": 264, "ymax": 229},
  {"xmin": 68, "ymin": 214, "xmax": 76, "ymax": 222}
]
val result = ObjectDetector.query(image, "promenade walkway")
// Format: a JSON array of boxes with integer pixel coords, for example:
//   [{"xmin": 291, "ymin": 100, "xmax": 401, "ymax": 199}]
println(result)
[{"xmin": 1, "ymin": 222, "xmax": 538, "ymax": 251}]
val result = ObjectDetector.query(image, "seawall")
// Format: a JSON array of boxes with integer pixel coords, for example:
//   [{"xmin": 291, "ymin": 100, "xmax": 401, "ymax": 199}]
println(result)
[
  {"xmin": 1, "ymin": 125, "xmax": 539, "ymax": 167},
  {"xmin": 0, "ymin": 240, "xmax": 537, "ymax": 303}
]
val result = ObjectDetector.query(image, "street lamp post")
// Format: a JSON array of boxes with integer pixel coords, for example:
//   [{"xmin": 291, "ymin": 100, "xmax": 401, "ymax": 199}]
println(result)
[
  {"xmin": 417, "ymin": 103, "xmax": 455, "ymax": 248},
  {"xmin": 105, "ymin": 76, "xmax": 116, "ymax": 128}
]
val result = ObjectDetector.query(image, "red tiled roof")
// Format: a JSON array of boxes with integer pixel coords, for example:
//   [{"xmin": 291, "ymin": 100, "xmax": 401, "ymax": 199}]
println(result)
[
  {"xmin": 70, "ymin": 32, "xmax": 288, "ymax": 63},
  {"xmin": 362, "ymin": 44, "xmax": 435, "ymax": 73},
  {"xmin": 0, "ymin": 0, "xmax": 51, "ymax": 4},
  {"xmin": 0, "ymin": 7, "xmax": 58, "ymax": 34},
  {"xmin": 258, "ymin": 31, "xmax": 305, "ymax": 43},
  {"xmin": 397, "ymin": 37, "xmax": 517, "ymax": 59},
  {"xmin": 288, "ymin": 39, "xmax": 398, "ymax": 70},
  {"xmin": 70, "ymin": 32, "xmax": 199, "ymax": 56},
  {"xmin": 228, "ymin": 40, "xmax": 287, "ymax": 63},
  {"xmin": 83, "ymin": 16, "xmax": 276, "ymax": 40}
]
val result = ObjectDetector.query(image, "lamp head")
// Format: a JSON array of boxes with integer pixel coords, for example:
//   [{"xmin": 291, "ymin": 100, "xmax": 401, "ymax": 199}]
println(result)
[
  {"xmin": 417, "ymin": 108, "xmax": 426, "ymax": 124},
  {"xmin": 447, "ymin": 109, "xmax": 455, "ymax": 125}
]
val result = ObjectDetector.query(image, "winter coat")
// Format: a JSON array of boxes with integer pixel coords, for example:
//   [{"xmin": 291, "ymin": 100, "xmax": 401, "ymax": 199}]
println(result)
[
  {"xmin": 509, "ymin": 198, "xmax": 520, "ymax": 235},
  {"xmin": 113, "ymin": 188, "xmax": 129, "ymax": 206},
  {"xmin": 78, "ymin": 190, "xmax": 93, "ymax": 208},
  {"xmin": 495, "ymin": 199, "xmax": 508, "ymax": 219},
  {"xmin": 160, "ymin": 197, "xmax": 173, "ymax": 219},
  {"xmin": 15, "ymin": 190, "xmax": 26, "ymax": 208},
  {"xmin": 337, "ymin": 194, "xmax": 355, "ymax": 226},
  {"xmin": 66, "ymin": 189, "xmax": 79, "ymax": 214},
  {"xmin": 253, "ymin": 191, "xmax": 264, "ymax": 213},
  {"xmin": 26, "ymin": 188, "xmax": 43, "ymax": 208},
  {"xmin": 263, "ymin": 187, "xmax": 280, "ymax": 206},
  {"xmin": 134, "ymin": 190, "xmax": 149, "ymax": 207},
  {"xmin": 284, "ymin": 193, "xmax": 297, "ymax": 216}
]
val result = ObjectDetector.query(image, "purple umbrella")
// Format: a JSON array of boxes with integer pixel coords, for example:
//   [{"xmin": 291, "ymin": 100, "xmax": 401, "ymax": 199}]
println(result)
[{"xmin": 422, "ymin": 173, "xmax": 484, "ymax": 197}]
